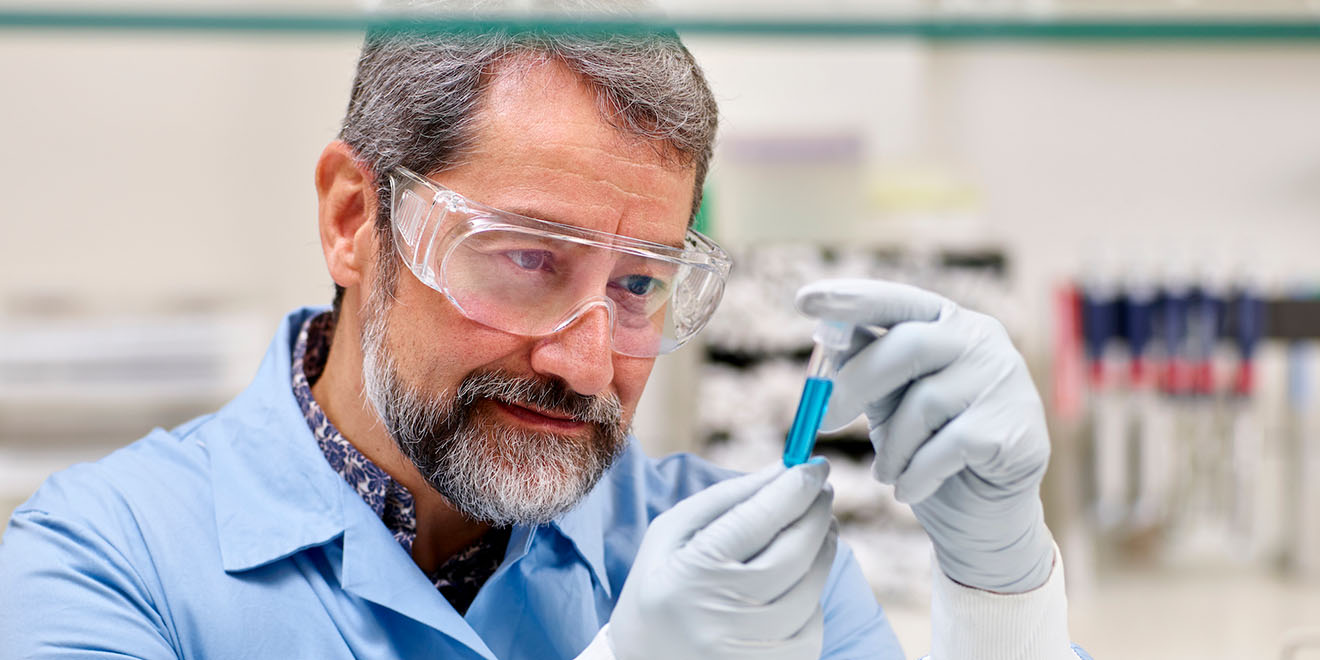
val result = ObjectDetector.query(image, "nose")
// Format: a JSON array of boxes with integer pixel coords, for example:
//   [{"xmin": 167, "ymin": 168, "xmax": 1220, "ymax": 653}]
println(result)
[{"xmin": 529, "ymin": 303, "xmax": 616, "ymax": 397}]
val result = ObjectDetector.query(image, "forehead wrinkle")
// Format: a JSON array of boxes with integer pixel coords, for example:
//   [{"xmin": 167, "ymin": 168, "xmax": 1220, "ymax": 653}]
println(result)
[
  {"xmin": 494, "ymin": 195, "xmax": 687, "ymax": 250},
  {"xmin": 482, "ymin": 101, "xmax": 687, "ymax": 177},
  {"xmin": 436, "ymin": 160, "xmax": 683, "ymax": 229},
  {"xmin": 513, "ymin": 162, "xmax": 675, "ymax": 207},
  {"xmin": 459, "ymin": 131, "xmax": 686, "ymax": 201},
  {"xmin": 487, "ymin": 163, "xmax": 689, "ymax": 243},
  {"xmin": 516, "ymin": 138, "xmax": 687, "ymax": 192}
]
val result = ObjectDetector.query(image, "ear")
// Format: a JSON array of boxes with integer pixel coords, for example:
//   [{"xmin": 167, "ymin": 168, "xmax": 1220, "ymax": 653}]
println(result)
[{"xmin": 315, "ymin": 141, "xmax": 378, "ymax": 290}]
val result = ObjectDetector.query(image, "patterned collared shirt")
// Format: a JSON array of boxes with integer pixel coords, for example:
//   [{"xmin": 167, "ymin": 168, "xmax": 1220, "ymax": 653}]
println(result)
[{"xmin": 291, "ymin": 312, "xmax": 509, "ymax": 615}]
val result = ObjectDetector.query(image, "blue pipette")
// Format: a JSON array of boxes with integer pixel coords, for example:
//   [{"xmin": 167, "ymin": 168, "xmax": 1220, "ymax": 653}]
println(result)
[{"xmin": 783, "ymin": 320, "xmax": 854, "ymax": 467}]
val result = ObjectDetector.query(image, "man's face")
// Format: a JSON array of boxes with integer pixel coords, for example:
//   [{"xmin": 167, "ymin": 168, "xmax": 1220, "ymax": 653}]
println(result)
[{"xmin": 360, "ymin": 57, "xmax": 696, "ymax": 525}]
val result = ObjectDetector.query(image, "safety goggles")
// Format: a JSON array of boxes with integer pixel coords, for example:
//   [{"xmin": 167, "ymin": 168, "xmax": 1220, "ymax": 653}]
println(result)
[{"xmin": 387, "ymin": 167, "xmax": 732, "ymax": 358}]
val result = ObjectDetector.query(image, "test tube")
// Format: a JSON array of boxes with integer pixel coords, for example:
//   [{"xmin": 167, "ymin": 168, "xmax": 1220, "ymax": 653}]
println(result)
[{"xmin": 783, "ymin": 320, "xmax": 854, "ymax": 467}]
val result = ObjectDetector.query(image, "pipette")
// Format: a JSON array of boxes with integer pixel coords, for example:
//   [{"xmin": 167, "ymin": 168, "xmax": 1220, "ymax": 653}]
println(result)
[
  {"xmin": 1082, "ymin": 279, "xmax": 1127, "ymax": 529},
  {"xmin": 783, "ymin": 320, "xmax": 854, "ymax": 467},
  {"xmin": 1228, "ymin": 284, "xmax": 1267, "ymax": 556}
]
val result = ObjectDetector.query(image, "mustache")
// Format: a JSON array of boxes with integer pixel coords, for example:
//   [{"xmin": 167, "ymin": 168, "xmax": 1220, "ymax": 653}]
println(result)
[{"xmin": 454, "ymin": 370, "xmax": 624, "ymax": 428}]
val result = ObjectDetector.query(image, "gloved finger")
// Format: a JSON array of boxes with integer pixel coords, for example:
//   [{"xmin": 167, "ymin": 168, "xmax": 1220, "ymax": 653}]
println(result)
[
  {"xmin": 821, "ymin": 384, "xmax": 904, "ymax": 435},
  {"xmin": 720, "ymin": 607, "xmax": 826, "ymax": 660},
  {"xmin": 795, "ymin": 278, "xmax": 949, "ymax": 328},
  {"xmin": 713, "ymin": 523, "xmax": 836, "ymax": 643},
  {"xmin": 762, "ymin": 522, "xmax": 837, "ymax": 629},
  {"xmin": 650, "ymin": 462, "xmax": 785, "ymax": 549},
  {"xmin": 820, "ymin": 321, "xmax": 965, "ymax": 431},
  {"xmin": 870, "ymin": 358, "xmax": 987, "ymax": 484},
  {"xmin": 891, "ymin": 412, "xmax": 984, "ymax": 504},
  {"xmin": 837, "ymin": 324, "xmax": 886, "ymax": 366},
  {"xmin": 894, "ymin": 380, "xmax": 1049, "ymax": 505},
  {"xmin": 734, "ymin": 488, "xmax": 835, "ymax": 603},
  {"xmin": 683, "ymin": 460, "xmax": 830, "ymax": 563}
]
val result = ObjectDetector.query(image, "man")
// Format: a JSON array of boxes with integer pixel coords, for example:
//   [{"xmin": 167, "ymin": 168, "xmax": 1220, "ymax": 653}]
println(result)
[{"xmin": 0, "ymin": 20, "xmax": 1089, "ymax": 660}]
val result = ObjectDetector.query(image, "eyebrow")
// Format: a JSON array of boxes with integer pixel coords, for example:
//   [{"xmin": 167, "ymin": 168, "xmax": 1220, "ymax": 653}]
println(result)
[{"xmin": 501, "ymin": 204, "xmax": 687, "ymax": 250}]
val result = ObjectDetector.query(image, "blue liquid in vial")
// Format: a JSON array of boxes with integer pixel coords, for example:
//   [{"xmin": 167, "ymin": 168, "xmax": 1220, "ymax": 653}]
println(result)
[{"xmin": 783, "ymin": 377, "xmax": 834, "ymax": 467}]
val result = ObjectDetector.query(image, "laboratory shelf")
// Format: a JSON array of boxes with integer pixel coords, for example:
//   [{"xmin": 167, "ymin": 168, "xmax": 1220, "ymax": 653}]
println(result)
[{"xmin": 3, "ymin": 7, "xmax": 1320, "ymax": 41}]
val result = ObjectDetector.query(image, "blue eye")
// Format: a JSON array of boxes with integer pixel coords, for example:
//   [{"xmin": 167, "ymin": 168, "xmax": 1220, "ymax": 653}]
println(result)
[
  {"xmin": 506, "ymin": 250, "xmax": 553, "ymax": 272},
  {"xmin": 616, "ymin": 275, "xmax": 661, "ymax": 297}
]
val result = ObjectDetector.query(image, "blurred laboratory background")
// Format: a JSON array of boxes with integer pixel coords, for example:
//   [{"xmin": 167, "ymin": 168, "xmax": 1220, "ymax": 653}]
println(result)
[{"xmin": 4, "ymin": 1, "xmax": 1320, "ymax": 657}]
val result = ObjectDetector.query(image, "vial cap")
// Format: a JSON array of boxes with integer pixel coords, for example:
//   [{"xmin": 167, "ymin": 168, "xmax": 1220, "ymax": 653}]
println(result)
[{"xmin": 813, "ymin": 320, "xmax": 853, "ymax": 351}]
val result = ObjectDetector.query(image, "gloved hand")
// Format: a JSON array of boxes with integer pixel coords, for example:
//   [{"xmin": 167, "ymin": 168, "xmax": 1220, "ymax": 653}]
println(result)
[
  {"xmin": 796, "ymin": 279, "xmax": 1054, "ymax": 594},
  {"xmin": 607, "ymin": 461, "xmax": 837, "ymax": 660}
]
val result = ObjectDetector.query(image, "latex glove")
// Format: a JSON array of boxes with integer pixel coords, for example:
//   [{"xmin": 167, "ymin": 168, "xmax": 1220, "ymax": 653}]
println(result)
[
  {"xmin": 796, "ymin": 279, "xmax": 1054, "ymax": 594},
  {"xmin": 607, "ymin": 461, "xmax": 838, "ymax": 660}
]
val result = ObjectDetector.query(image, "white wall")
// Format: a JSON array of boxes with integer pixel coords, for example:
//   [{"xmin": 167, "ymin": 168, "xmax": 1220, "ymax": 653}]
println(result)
[{"xmin": 0, "ymin": 32, "xmax": 361, "ymax": 321}]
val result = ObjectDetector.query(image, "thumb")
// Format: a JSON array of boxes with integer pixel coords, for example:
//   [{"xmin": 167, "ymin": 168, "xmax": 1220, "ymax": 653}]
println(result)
[{"xmin": 683, "ymin": 460, "xmax": 830, "ymax": 563}]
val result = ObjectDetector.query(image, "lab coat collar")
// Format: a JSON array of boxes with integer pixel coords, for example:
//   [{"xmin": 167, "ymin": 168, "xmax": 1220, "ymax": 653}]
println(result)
[
  {"xmin": 210, "ymin": 306, "xmax": 348, "ymax": 574},
  {"xmin": 337, "ymin": 482, "xmax": 497, "ymax": 658},
  {"xmin": 549, "ymin": 466, "xmax": 615, "ymax": 599}
]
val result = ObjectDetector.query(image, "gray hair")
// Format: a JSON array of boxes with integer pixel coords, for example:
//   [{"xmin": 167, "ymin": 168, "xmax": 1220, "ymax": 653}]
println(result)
[{"xmin": 332, "ymin": 22, "xmax": 719, "ymax": 315}]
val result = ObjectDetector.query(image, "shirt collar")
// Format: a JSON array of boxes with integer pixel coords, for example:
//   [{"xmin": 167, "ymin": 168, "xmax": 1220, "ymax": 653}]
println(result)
[
  {"xmin": 548, "ymin": 445, "xmax": 633, "ymax": 599},
  {"xmin": 209, "ymin": 306, "xmax": 350, "ymax": 573}
]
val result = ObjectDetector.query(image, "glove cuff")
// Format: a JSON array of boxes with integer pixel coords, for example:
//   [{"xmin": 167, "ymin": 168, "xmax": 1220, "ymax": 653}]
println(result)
[{"xmin": 930, "ymin": 541, "xmax": 1075, "ymax": 660}]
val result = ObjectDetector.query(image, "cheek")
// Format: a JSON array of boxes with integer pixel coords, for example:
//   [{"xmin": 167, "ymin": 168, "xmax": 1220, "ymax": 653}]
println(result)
[
  {"xmin": 612, "ymin": 356, "xmax": 656, "ymax": 420},
  {"xmin": 385, "ymin": 270, "xmax": 529, "ymax": 386}
]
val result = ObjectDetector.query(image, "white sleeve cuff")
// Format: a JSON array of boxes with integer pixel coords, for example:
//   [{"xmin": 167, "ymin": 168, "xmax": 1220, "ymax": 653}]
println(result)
[
  {"xmin": 575, "ymin": 623, "xmax": 617, "ymax": 660},
  {"xmin": 929, "ymin": 542, "xmax": 1075, "ymax": 660}
]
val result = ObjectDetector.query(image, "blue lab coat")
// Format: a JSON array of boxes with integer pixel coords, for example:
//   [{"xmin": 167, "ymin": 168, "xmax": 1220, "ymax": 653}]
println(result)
[{"xmin": 0, "ymin": 307, "xmax": 904, "ymax": 659}]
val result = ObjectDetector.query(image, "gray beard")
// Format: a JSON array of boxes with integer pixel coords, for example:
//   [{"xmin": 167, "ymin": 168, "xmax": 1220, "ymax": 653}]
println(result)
[{"xmin": 357, "ymin": 283, "xmax": 629, "ymax": 527}]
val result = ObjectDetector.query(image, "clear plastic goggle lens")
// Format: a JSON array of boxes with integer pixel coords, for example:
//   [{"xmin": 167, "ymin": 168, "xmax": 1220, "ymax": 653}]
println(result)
[{"xmin": 387, "ymin": 167, "xmax": 730, "ymax": 358}]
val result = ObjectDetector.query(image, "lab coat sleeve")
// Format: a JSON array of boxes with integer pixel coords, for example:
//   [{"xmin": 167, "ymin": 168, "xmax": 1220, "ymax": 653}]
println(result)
[
  {"xmin": 925, "ymin": 542, "xmax": 1083, "ymax": 660},
  {"xmin": 0, "ymin": 506, "xmax": 177, "ymax": 660},
  {"xmin": 819, "ymin": 542, "xmax": 907, "ymax": 658}
]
